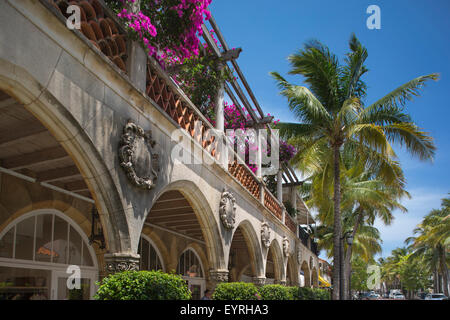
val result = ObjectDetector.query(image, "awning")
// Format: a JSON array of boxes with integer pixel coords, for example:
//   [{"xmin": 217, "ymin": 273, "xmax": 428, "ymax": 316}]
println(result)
[{"xmin": 319, "ymin": 274, "xmax": 331, "ymax": 288}]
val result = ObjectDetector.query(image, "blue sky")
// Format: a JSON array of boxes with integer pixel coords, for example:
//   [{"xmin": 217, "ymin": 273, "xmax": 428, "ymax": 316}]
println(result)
[{"xmin": 210, "ymin": 0, "xmax": 450, "ymax": 258}]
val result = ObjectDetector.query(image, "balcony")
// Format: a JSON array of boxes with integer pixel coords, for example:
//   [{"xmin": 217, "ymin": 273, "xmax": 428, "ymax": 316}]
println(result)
[{"xmin": 39, "ymin": 0, "xmax": 307, "ymax": 239}]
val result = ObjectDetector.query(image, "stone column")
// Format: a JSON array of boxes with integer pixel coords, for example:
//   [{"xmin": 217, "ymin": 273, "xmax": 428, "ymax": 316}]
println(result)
[
  {"xmin": 125, "ymin": 0, "xmax": 147, "ymax": 92},
  {"xmin": 277, "ymin": 169, "xmax": 283, "ymax": 203},
  {"xmin": 104, "ymin": 252, "xmax": 140, "ymax": 274},
  {"xmin": 214, "ymin": 61, "xmax": 225, "ymax": 132}
]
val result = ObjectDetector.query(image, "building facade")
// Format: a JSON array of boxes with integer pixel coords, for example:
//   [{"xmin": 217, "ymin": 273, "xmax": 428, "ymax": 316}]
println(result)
[{"xmin": 0, "ymin": 0, "xmax": 319, "ymax": 300}]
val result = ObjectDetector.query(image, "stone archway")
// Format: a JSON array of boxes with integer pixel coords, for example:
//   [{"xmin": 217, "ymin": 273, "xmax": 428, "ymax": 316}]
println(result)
[
  {"xmin": 228, "ymin": 220, "xmax": 264, "ymax": 284},
  {"xmin": 0, "ymin": 61, "xmax": 131, "ymax": 256},
  {"xmin": 265, "ymin": 239, "xmax": 283, "ymax": 284},
  {"xmin": 286, "ymin": 255, "xmax": 299, "ymax": 286},
  {"xmin": 300, "ymin": 260, "xmax": 311, "ymax": 287},
  {"xmin": 143, "ymin": 181, "xmax": 225, "ymax": 278}
]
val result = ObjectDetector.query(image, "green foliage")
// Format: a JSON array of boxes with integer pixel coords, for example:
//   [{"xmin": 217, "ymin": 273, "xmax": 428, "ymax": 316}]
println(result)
[
  {"xmin": 289, "ymin": 286, "xmax": 330, "ymax": 300},
  {"xmin": 350, "ymin": 256, "xmax": 370, "ymax": 291},
  {"xmin": 94, "ymin": 270, "xmax": 191, "ymax": 300},
  {"xmin": 175, "ymin": 55, "xmax": 232, "ymax": 115},
  {"xmin": 212, "ymin": 282, "xmax": 260, "ymax": 300},
  {"xmin": 212, "ymin": 283, "xmax": 329, "ymax": 300},
  {"xmin": 258, "ymin": 284, "xmax": 293, "ymax": 300}
]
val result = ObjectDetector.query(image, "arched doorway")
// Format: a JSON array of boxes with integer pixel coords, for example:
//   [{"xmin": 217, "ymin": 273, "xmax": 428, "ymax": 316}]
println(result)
[
  {"xmin": 177, "ymin": 248, "xmax": 205, "ymax": 300},
  {"xmin": 0, "ymin": 209, "xmax": 98, "ymax": 300},
  {"xmin": 300, "ymin": 261, "xmax": 311, "ymax": 287},
  {"xmin": 229, "ymin": 221, "xmax": 264, "ymax": 283}
]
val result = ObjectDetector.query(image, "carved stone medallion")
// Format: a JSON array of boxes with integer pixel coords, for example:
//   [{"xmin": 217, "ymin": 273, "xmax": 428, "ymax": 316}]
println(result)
[
  {"xmin": 282, "ymin": 236, "xmax": 290, "ymax": 257},
  {"xmin": 119, "ymin": 119, "xmax": 159, "ymax": 190},
  {"xmin": 219, "ymin": 189, "xmax": 236, "ymax": 229},
  {"xmin": 261, "ymin": 220, "xmax": 271, "ymax": 248}
]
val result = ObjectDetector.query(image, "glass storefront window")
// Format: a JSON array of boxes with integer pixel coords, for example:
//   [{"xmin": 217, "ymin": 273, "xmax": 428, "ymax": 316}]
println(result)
[
  {"xmin": 0, "ymin": 212, "xmax": 95, "ymax": 267},
  {"xmin": 15, "ymin": 217, "xmax": 35, "ymax": 261},
  {"xmin": 68, "ymin": 226, "xmax": 82, "ymax": 265},
  {"xmin": 52, "ymin": 215, "xmax": 68, "ymax": 265},
  {"xmin": 0, "ymin": 266, "xmax": 50, "ymax": 300},
  {"xmin": 177, "ymin": 249, "xmax": 203, "ymax": 278},
  {"xmin": 35, "ymin": 214, "xmax": 54, "ymax": 263},
  {"xmin": 0, "ymin": 228, "xmax": 14, "ymax": 258}
]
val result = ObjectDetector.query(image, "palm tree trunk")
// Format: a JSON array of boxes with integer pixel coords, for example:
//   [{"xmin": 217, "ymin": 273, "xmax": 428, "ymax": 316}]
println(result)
[
  {"xmin": 438, "ymin": 245, "xmax": 449, "ymax": 296},
  {"xmin": 343, "ymin": 211, "xmax": 363, "ymax": 299},
  {"xmin": 332, "ymin": 144, "xmax": 342, "ymax": 300}
]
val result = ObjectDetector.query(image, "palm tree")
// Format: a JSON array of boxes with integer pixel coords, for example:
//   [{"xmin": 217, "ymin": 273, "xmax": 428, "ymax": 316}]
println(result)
[
  {"xmin": 308, "ymin": 158, "xmax": 407, "ymax": 299},
  {"xmin": 407, "ymin": 196, "xmax": 450, "ymax": 296},
  {"xmin": 271, "ymin": 34, "xmax": 437, "ymax": 299}
]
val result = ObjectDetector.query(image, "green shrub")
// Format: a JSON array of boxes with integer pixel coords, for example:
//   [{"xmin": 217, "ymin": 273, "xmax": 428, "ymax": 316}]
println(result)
[
  {"xmin": 212, "ymin": 282, "xmax": 260, "ymax": 300},
  {"xmin": 94, "ymin": 270, "xmax": 191, "ymax": 300},
  {"xmin": 258, "ymin": 284, "xmax": 293, "ymax": 300},
  {"xmin": 312, "ymin": 288, "xmax": 331, "ymax": 300}
]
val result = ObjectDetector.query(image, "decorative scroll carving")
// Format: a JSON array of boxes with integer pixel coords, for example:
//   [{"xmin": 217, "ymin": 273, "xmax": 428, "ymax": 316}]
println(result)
[
  {"xmin": 282, "ymin": 236, "xmax": 290, "ymax": 257},
  {"xmin": 261, "ymin": 220, "xmax": 271, "ymax": 248},
  {"xmin": 219, "ymin": 189, "xmax": 236, "ymax": 230},
  {"xmin": 119, "ymin": 119, "xmax": 159, "ymax": 189},
  {"xmin": 104, "ymin": 253, "xmax": 140, "ymax": 274}
]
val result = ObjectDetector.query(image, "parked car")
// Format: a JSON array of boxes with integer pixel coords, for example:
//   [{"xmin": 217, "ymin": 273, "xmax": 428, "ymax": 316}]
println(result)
[
  {"xmin": 392, "ymin": 292, "xmax": 406, "ymax": 300},
  {"xmin": 389, "ymin": 289, "xmax": 401, "ymax": 299},
  {"xmin": 367, "ymin": 293, "xmax": 381, "ymax": 300},
  {"xmin": 425, "ymin": 293, "xmax": 448, "ymax": 300},
  {"xmin": 417, "ymin": 292, "xmax": 428, "ymax": 300}
]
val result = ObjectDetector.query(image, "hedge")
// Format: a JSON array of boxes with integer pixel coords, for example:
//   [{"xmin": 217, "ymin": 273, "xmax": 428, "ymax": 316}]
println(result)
[
  {"xmin": 212, "ymin": 282, "xmax": 261, "ymax": 300},
  {"xmin": 212, "ymin": 282, "xmax": 330, "ymax": 300},
  {"xmin": 94, "ymin": 270, "xmax": 191, "ymax": 300},
  {"xmin": 258, "ymin": 284, "xmax": 293, "ymax": 300}
]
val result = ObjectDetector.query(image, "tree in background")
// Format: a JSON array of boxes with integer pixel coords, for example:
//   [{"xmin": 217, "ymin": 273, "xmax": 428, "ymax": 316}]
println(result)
[{"xmin": 271, "ymin": 33, "xmax": 437, "ymax": 299}]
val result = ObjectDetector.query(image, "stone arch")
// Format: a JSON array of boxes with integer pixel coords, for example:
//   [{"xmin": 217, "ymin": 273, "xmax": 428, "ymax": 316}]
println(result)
[
  {"xmin": 0, "ymin": 59, "xmax": 131, "ymax": 254},
  {"xmin": 286, "ymin": 255, "xmax": 299, "ymax": 286},
  {"xmin": 145, "ymin": 180, "xmax": 225, "ymax": 271},
  {"xmin": 229, "ymin": 220, "xmax": 264, "ymax": 280},
  {"xmin": 265, "ymin": 239, "xmax": 284, "ymax": 283},
  {"xmin": 300, "ymin": 260, "xmax": 311, "ymax": 287}
]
